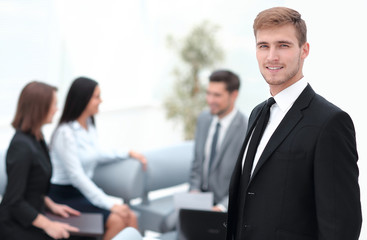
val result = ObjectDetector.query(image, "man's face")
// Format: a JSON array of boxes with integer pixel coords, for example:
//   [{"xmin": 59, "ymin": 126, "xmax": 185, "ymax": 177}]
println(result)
[
  {"xmin": 206, "ymin": 82, "xmax": 237, "ymax": 118},
  {"xmin": 255, "ymin": 24, "xmax": 309, "ymax": 95}
]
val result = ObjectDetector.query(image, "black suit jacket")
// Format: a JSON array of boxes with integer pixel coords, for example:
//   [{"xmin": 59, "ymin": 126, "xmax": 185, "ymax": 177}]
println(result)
[
  {"xmin": 226, "ymin": 85, "xmax": 362, "ymax": 240},
  {"xmin": 0, "ymin": 130, "xmax": 52, "ymax": 239}
]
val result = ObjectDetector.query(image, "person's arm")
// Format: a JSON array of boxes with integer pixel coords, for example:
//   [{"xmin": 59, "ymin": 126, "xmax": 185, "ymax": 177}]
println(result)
[
  {"xmin": 314, "ymin": 111, "xmax": 362, "ymax": 240},
  {"xmin": 5, "ymin": 140, "xmax": 39, "ymax": 227},
  {"xmin": 189, "ymin": 147, "xmax": 202, "ymax": 192},
  {"xmin": 128, "ymin": 150, "xmax": 147, "ymax": 171},
  {"xmin": 32, "ymin": 213, "xmax": 79, "ymax": 239},
  {"xmin": 52, "ymin": 126, "xmax": 116, "ymax": 210},
  {"xmin": 189, "ymin": 114, "xmax": 205, "ymax": 191},
  {"xmin": 5, "ymin": 138, "xmax": 79, "ymax": 238}
]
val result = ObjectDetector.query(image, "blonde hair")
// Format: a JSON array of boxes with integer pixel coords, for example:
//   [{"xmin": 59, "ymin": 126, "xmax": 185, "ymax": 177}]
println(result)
[{"xmin": 253, "ymin": 7, "xmax": 307, "ymax": 47}]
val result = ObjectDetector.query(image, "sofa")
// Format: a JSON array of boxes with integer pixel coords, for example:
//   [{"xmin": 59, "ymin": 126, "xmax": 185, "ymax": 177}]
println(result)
[
  {"xmin": 0, "ymin": 141, "xmax": 194, "ymax": 235},
  {"xmin": 94, "ymin": 141, "xmax": 194, "ymax": 233}
]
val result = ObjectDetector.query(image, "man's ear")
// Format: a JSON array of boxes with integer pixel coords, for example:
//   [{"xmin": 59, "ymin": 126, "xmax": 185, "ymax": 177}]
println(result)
[
  {"xmin": 301, "ymin": 42, "xmax": 310, "ymax": 60},
  {"xmin": 230, "ymin": 90, "xmax": 239, "ymax": 102}
]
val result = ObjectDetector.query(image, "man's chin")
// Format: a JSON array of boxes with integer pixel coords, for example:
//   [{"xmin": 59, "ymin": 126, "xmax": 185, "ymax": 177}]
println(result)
[{"xmin": 210, "ymin": 110, "xmax": 218, "ymax": 115}]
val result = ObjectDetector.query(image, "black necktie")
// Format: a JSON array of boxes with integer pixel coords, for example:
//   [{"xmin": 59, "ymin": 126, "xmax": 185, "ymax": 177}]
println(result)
[
  {"xmin": 236, "ymin": 97, "xmax": 275, "ymax": 238},
  {"xmin": 209, "ymin": 122, "xmax": 221, "ymax": 171},
  {"xmin": 242, "ymin": 97, "xmax": 275, "ymax": 183}
]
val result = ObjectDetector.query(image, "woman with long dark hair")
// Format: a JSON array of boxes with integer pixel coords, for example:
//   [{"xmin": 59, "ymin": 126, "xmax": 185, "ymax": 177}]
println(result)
[
  {"xmin": 48, "ymin": 77, "xmax": 145, "ymax": 240},
  {"xmin": 0, "ymin": 81, "xmax": 80, "ymax": 239}
]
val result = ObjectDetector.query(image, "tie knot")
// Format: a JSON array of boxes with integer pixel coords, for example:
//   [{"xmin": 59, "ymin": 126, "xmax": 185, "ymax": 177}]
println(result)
[{"xmin": 267, "ymin": 97, "xmax": 275, "ymax": 107}]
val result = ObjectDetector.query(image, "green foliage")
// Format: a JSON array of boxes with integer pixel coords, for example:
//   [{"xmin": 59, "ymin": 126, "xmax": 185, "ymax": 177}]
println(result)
[{"xmin": 164, "ymin": 21, "xmax": 224, "ymax": 140}]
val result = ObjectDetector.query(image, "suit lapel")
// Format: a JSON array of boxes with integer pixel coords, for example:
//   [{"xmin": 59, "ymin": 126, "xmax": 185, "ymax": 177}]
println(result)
[
  {"xmin": 250, "ymin": 85, "xmax": 315, "ymax": 182},
  {"xmin": 228, "ymin": 105, "xmax": 264, "ymax": 228},
  {"xmin": 198, "ymin": 113, "xmax": 212, "ymax": 160},
  {"xmin": 228, "ymin": 104, "xmax": 264, "ymax": 194}
]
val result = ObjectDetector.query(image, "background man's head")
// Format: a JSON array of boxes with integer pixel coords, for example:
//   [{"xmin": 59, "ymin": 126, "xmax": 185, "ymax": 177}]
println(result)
[{"xmin": 206, "ymin": 70, "xmax": 240, "ymax": 118}]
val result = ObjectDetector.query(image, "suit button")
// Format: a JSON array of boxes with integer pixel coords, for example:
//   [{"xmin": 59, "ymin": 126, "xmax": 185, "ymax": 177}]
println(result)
[{"xmin": 244, "ymin": 224, "xmax": 251, "ymax": 228}]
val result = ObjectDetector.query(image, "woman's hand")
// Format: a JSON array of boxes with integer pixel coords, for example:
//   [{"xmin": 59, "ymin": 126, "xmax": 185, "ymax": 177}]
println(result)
[
  {"xmin": 51, "ymin": 203, "xmax": 81, "ymax": 218},
  {"xmin": 44, "ymin": 196, "xmax": 80, "ymax": 218},
  {"xmin": 111, "ymin": 204, "xmax": 131, "ymax": 220},
  {"xmin": 43, "ymin": 221, "xmax": 79, "ymax": 239},
  {"xmin": 129, "ymin": 150, "xmax": 147, "ymax": 171},
  {"xmin": 33, "ymin": 213, "xmax": 79, "ymax": 239}
]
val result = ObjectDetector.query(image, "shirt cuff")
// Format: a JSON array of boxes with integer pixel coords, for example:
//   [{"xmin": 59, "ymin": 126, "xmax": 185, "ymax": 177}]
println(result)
[{"xmin": 215, "ymin": 204, "xmax": 227, "ymax": 212}]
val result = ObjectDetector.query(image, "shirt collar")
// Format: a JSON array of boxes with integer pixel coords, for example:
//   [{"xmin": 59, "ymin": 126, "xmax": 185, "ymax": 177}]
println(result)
[
  {"xmin": 69, "ymin": 118, "xmax": 93, "ymax": 131},
  {"xmin": 273, "ymin": 77, "xmax": 308, "ymax": 112},
  {"xmin": 70, "ymin": 120, "xmax": 82, "ymax": 130},
  {"xmin": 213, "ymin": 108, "xmax": 238, "ymax": 128}
]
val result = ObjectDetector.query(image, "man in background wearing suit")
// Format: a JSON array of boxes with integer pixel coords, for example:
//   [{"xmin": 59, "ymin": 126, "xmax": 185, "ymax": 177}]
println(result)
[
  {"xmin": 190, "ymin": 69, "xmax": 248, "ymax": 211},
  {"xmin": 226, "ymin": 7, "xmax": 362, "ymax": 240}
]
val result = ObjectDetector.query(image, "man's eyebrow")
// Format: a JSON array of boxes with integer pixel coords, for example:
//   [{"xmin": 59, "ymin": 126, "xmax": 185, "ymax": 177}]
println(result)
[
  {"xmin": 256, "ymin": 40, "xmax": 294, "ymax": 46},
  {"xmin": 256, "ymin": 41, "xmax": 268, "ymax": 46},
  {"xmin": 278, "ymin": 40, "xmax": 293, "ymax": 44}
]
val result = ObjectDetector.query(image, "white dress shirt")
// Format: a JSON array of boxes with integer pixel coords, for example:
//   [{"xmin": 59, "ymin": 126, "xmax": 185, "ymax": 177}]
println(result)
[
  {"xmin": 50, "ymin": 119, "xmax": 129, "ymax": 210},
  {"xmin": 242, "ymin": 78, "xmax": 308, "ymax": 175}
]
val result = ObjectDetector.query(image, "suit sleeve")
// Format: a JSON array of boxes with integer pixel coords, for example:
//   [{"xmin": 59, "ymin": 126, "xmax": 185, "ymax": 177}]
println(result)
[
  {"xmin": 189, "ymin": 113, "xmax": 205, "ymax": 191},
  {"xmin": 314, "ymin": 111, "xmax": 362, "ymax": 240},
  {"xmin": 5, "ymin": 140, "xmax": 39, "ymax": 227}
]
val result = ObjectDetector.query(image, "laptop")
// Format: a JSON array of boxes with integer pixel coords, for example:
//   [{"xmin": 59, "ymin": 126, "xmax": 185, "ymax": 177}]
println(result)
[{"xmin": 178, "ymin": 208, "xmax": 227, "ymax": 240}]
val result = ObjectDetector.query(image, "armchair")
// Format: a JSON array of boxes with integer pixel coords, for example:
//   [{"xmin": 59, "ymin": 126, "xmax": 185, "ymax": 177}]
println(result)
[{"xmin": 131, "ymin": 141, "xmax": 194, "ymax": 233}]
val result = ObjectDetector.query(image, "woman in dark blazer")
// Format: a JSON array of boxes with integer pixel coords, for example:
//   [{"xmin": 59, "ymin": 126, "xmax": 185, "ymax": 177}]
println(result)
[{"xmin": 0, "ymin": 81, "xmax": 80, "ymax": 240}]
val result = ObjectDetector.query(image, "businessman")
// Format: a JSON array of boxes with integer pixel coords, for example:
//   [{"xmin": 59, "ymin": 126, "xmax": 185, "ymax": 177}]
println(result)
[
  {"xmin": 190, "ymin": 69, "xmax": 248, "ymax": 211},
  {"xmin": 226, "ymin": 7, "xmax": 362, "ymax": 240}
]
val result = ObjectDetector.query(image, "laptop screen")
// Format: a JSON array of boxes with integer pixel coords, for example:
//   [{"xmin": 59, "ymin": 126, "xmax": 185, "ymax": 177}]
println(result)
[{"xmin": 179, "ymin": 208, "xmax": 227, "ymax": 240}]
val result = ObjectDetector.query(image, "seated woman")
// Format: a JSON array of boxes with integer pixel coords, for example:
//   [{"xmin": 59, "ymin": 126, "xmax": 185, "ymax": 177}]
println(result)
[
  {"xmin": 0, "ymin": 81, "xmax": 80, "ymax": 240},
  {"xmin": 48, "ymin": 77, "xmax": 146, "ymax": 240}
]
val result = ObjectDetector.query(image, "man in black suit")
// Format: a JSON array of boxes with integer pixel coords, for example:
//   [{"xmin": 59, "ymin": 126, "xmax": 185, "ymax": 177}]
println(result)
[{"xmin": 226, "ymin": 7, "xmax": 362, "ymax": 240}]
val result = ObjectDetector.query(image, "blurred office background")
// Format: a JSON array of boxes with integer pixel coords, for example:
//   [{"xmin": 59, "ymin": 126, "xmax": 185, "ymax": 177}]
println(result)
[{"xmin": 0, "ymin": 0, "xmax": 366, "ymax": 238}]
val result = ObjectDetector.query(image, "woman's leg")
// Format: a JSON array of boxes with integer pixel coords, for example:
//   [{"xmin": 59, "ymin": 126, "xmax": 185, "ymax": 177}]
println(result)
[
  {"xmin": 103, "ymin": 206, "xmax": 139, "ymax": 240},
  {"xmin": 103, "ymin": 212, "xmax": 127, "ymax": 240},
  {"xmin": 126, "ymin": 208, "xmax": 138, "ymax": 229}
]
